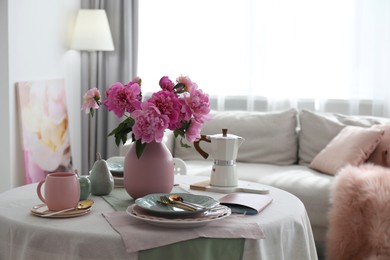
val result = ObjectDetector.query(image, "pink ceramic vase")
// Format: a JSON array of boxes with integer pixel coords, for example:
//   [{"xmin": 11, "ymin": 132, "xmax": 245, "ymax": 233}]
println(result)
[{"xmin": 123, "ymin": 141, "xmax": 174, "ymax": 199}]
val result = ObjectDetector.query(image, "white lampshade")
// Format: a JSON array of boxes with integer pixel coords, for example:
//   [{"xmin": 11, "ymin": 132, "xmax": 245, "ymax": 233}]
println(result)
[{"xmin": 71, "ymin": 9, "xmax": 114, "ymax": 51}]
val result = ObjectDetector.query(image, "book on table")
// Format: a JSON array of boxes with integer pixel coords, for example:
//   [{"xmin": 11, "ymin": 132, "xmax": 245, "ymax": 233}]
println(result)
[
  {"xmin": 218, "ymin": 193, "xmax": 273, "ymax": 215},
  {"xmin": 189, "ymin": 180, "xmax": 270, "ymax": 194}
]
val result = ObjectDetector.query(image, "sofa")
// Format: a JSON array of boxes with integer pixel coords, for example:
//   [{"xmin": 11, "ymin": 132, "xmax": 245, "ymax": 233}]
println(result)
[{"xmin": 121, "ymin": 108, "xmax": 390, "ymax": 251}]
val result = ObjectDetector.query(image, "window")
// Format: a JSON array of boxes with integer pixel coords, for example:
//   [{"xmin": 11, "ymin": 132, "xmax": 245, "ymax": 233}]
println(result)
[{"xmin": 139, "ymin": 0, "xmax": 390, "ymax": 113}]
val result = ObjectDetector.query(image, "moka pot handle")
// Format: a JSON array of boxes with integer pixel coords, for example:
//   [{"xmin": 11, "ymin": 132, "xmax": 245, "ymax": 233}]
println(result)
[{"xmin": 193, "ymin": 135, "xmax": 211, "ymax": 159}]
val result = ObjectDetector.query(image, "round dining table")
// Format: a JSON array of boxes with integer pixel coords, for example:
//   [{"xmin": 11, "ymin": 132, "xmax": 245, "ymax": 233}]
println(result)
[{"xmin": 0, "ymin": 175, "xmax": 318, "ymax": 260}]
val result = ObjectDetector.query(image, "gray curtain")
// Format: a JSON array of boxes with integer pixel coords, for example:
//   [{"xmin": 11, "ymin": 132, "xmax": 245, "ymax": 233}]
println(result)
[{"xmin": 80, "ymin": 0, "xmax": 138, "ymax": 175}]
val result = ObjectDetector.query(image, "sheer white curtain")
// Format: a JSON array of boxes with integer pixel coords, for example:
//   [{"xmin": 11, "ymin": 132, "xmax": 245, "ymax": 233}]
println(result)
[{"xmin": 138, "ymin": 0, "xmax": 390, "ymax": 117}]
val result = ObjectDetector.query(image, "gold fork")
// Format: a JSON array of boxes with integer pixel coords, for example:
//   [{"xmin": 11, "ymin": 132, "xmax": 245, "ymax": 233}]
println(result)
[{"xmin": 159, "ymin": 196, "xmax": 197, "ymax": 211}]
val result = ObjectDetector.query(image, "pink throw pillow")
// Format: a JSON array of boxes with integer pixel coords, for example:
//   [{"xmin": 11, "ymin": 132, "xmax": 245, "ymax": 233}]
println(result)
[
  {"xmin": 309, "ymin": 126, "xmax": 384, "ymax": 175},
  {"xmin": 366, "ymin": 124, "xmax": 390, "ymax": 167}
]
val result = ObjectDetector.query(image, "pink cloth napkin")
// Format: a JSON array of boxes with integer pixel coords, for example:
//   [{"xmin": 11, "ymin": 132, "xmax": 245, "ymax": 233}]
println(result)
[{"xmin": 102, "ymin": 211, "xmax": 265, "ymax": 253}]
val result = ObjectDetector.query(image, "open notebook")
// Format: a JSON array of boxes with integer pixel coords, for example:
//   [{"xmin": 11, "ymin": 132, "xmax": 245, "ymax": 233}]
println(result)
[{"xmin": 219, "ymin": 193, "xmax": 273, "ymax": 215}]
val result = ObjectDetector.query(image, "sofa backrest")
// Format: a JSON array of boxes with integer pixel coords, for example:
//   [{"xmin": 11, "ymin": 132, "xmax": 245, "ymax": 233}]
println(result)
[
  {"xmin": 298, "ymin": 109, "xmax": 390, "ymax": 166},
  {"xmin": 170, "ymin": 108, "xmax": 390, "ymax": 167},
  {"xmin": 174, "ymin": 108, "xmax": 299, "ymax": 165}
]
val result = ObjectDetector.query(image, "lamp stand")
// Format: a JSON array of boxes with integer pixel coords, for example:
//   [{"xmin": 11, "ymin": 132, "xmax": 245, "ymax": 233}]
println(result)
[{"xmin": 88, "ymin": 51, "xmax": 98, "ymax": 170}]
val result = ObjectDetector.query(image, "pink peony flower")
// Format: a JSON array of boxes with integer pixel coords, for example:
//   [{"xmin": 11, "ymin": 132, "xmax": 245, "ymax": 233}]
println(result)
[
  {"xmin": 148, "ymin": 90, "xmax": 181, "ymax": 130},
  {"xmin": 102, "ymin": 82, "xmax": 141, "ymax": 118},
  {"xmin": 178, "ymin": 98, "xmax": 192, "ymax": 122},
  {"xmin": 159, "ymin": 76, "xmax": 175, "ymax": 92},
  {"xmin": 131, "ymin": 102, "xmax": 169, "ymax": 143},
  {"xmin": 176, "ymin": 75, "xmax": 195, "ymax": 92},
  {"xmin": 185, "ymin": 87, "xmax": 211, "ymax": 123},
  {"xmin": 81, "ymin": 88, "xmax": 100, "ymax": 114},
  {"xmin": 185, "ymin": 119, "xmax": 203, "ymax": 142},
  {"xmin": 130, "ymin": 76, "xmax": 142, "ymax": 85}
]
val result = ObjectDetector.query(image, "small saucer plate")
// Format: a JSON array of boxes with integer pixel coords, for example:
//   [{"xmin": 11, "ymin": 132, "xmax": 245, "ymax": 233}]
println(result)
[
  {"xmin": 127, "ymin": 204, "xmax": 231, "ymax": 228},
  {"xmin": 30, "ymin": 204, "xmax": 91, "ymax": 218},
  {"xmin": 135, "ymin": 193, "xmax": 219, "ymax": 216}
]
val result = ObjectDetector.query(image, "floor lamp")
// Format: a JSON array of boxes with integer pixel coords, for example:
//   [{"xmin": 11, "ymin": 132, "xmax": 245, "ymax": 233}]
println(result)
[{"xmin": 71, "ymin": 9, "xmax": 115, "ymax": 172}]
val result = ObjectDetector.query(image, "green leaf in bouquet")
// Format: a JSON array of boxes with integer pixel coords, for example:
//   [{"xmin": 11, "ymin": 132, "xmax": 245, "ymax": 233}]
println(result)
[
  {"xmin": 180, "ymin": 137, "xmax": 191, "ymax": 148},
  {"xmin": 135, "ymin": 139, "xmax": 147, "ymax": 159},
  {"xmin": 90, "ymin": 108, "xmax": 95, "ymax": 117},
  {"xmin": 108, "ymin": 117, "xmax": 135, "ymax": 146},
  {"xmin": 174, "ymin": 83, "xmax": 185, "ymax": 93}
]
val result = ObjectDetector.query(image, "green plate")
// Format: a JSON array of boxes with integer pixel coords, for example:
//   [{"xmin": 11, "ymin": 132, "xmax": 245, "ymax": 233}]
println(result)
[
  {"xmin": 135, "ymin": 193, "xmax": 219, "ymax": 215},
  {"xmin": 106, "ymin": 156, "xmax": 124, "ymax": 173}
]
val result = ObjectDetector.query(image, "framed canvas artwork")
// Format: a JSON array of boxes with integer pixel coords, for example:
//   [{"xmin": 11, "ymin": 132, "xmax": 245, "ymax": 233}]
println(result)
[{"xmin": 16, "ymin": 79, "xmax": 72, "ymax": 184}]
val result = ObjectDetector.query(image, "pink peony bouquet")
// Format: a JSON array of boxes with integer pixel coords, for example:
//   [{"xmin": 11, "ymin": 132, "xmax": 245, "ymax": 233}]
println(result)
[{"xmin": 82, "ymin": 75, "xmax": 211, "ymax": 158}]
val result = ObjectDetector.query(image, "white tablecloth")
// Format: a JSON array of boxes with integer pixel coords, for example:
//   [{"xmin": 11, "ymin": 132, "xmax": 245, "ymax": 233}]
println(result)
[{"xmin": 0, "ymin": 175, "xmax": 318, "ymax": 260}]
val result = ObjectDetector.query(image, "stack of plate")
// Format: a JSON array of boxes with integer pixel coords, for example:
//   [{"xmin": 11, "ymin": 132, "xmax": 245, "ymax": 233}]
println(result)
[
  {"xmin": 107, "ymin": 157, "xmax": 125, "ymax": 187},
  {"xmin": 127, "ymin": 193, "xmax": 231, "ymax": 228}
]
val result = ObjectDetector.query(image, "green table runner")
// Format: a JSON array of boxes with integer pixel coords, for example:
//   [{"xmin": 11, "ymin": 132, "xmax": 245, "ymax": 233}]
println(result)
[
  {"xmin": 102, "ymin": 187, "xmax": 245, "ymax": 260},
  {"xmin": 140, "ymin": 238, "xmax": 244, "ymax": 260}
]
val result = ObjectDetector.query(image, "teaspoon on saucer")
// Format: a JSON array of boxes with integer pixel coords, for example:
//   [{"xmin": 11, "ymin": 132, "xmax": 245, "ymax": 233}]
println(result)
[{"xmin": 40, "ymin": 199, "xmax": 94, "ymax": 217}]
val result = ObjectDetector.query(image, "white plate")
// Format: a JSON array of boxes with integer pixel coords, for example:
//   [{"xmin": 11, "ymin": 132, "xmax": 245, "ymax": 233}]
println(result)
[
  {"xmin": 107, "ymin": 156, "xmax": 124, "ymax": 173},
  {"xmin": 127, "ymin": 204, "xmax": 231, "ymax": 228},
  {"xmin": 135, "ymin": 193, "xmax": 219, "ymax": 216}
]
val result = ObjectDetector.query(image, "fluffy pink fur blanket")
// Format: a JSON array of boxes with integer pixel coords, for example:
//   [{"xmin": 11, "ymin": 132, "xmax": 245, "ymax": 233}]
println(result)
[{"xmin": 327, "ymin": 164, "xmax": 390, "ymax": 260}]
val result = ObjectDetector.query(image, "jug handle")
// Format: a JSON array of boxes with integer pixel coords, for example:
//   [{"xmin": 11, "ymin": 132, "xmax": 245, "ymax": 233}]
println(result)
[{"xmin": 193, "ymin": 135, "xmax": 211, "ymax": 159}]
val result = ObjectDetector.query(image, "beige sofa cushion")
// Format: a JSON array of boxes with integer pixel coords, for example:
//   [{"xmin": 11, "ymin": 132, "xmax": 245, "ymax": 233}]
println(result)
[
  {"xmin": 309, "ymin": 126, "xmax": 384, "ymax": 175},
  {"xmin": 298, "ymin": 109, "xmax": 390, "ymax": 165},
  {"xmin": 174, "ymin": 108, "xmax": 298, "ymax": 165}
]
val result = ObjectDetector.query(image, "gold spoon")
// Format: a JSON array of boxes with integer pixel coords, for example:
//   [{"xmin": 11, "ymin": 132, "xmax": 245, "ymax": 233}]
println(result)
[
  {"xmin": 41, "ymin": 199, "xmax": 94, "ymax": 217},
  {"xmin": 159, "ymin": 196, "xmax": 197, "ymax": 211},
  {"xmin": 168, "ymin": 194, "xmax": 206, "ymax": 209}
]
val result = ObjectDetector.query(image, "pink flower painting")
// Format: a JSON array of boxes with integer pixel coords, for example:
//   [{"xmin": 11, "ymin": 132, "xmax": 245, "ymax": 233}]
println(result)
[{"xmin": 16, "ymin": 79, "xmax": 72, "ymax": 184}]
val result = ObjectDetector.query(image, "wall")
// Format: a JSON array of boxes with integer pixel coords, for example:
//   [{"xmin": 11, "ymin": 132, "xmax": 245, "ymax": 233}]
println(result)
[
  {"xmin": 0, "ymin": 0, "xmax": 10, "ymax": 192},
  {"xmin": 0, "ymin": 0, "xmax": 81, "ymax": 193}
]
